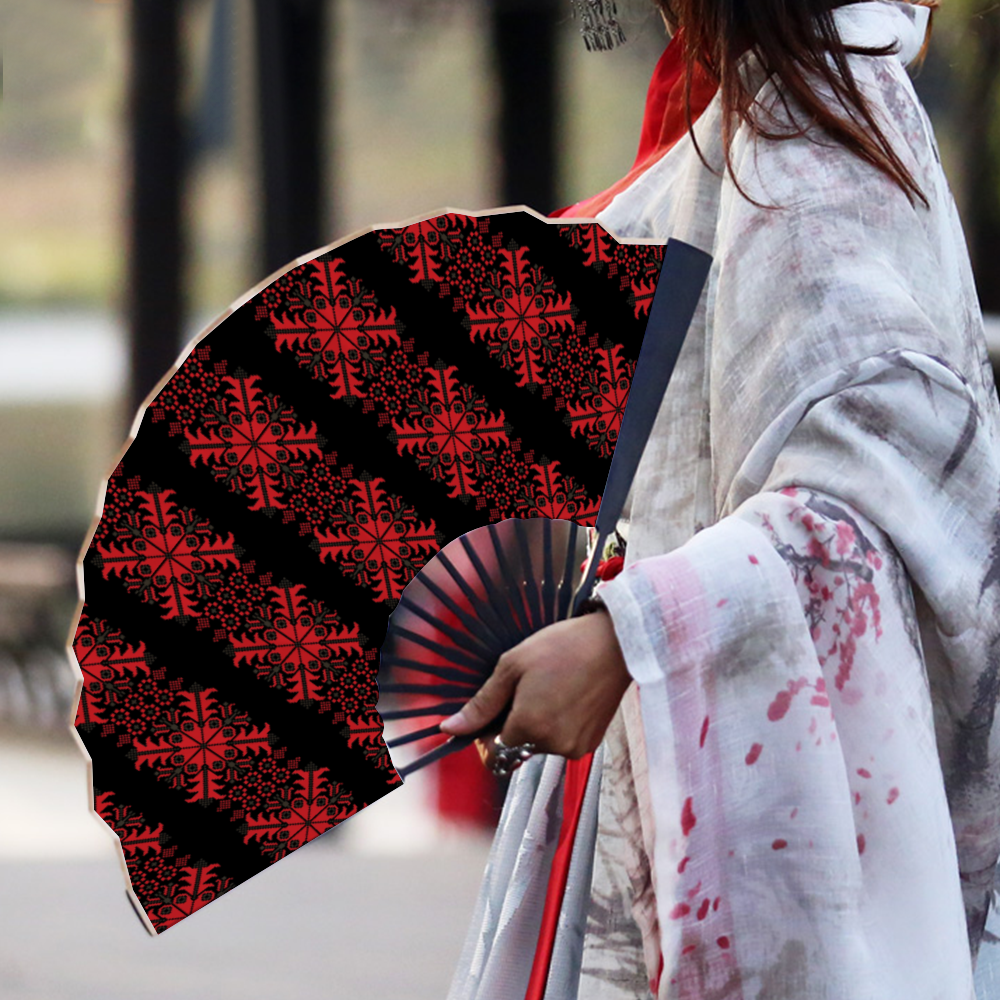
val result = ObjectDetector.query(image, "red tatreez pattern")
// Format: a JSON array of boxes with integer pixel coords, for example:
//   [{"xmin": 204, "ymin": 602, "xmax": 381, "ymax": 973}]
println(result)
[
  {"xmin": 130, "ymin": 686, "xmax": 272, "ymax": 805},
  {"xmin": 79, "ymin": 212, "xmax": 660, "ymax": 931},
  {"xmin": 566, "ymin": 343, "xmax": 636, "ymax": 458},
  {"xmin": 391, "ymin": 362, "xmax": 509, "ymax": 499},
  {"xmin": 182, "ymin": 371, "xmax": 323, "ymax": 513},
  {"xmin": 268, "ymin": 258, "xmax": 402, "ymax": 401},
  {"xmin": 242, "ymin": 766, "xmax": 358, "ymax": 862},
  {"xmin": 229, "ymin": 583, "xmax": 366, "ymax": 705},
  {"xmin": 314, "ymin": 475, "xmax": 439, "ymax": 602},
  {"xmin": 74, "ymin": 614, "xmax": 152, "ymax": 727},
  {"xmin": 559, "ymin": 224, "xmax": 664, "ymax": 318},
  {"xmin": 464, "ymin": 242, "xmax": 574, "ymax": 388},
  {"xmin": 95, "ymin": 790, "xmax": 236, "ymax": 933},
  {"xmin": 95, "ymin": 489, "xmax": 240, "ymax": 622}
]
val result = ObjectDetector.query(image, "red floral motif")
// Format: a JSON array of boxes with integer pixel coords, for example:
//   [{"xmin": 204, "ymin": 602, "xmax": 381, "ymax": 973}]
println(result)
[
  {"xmin": 183, "ymin": 371, "xmax": 323, "ymax": 513},
  {"xmin": 376, "ymin": 213, "xmax": 471, "ymax": 287},
  {"xmin": 630, "ymin": 275, "xmax": 659, "ymax": 318},
  {"xmin": 361, "ymin": 343, "xmax": 425, "ymax": 425},
  {"xmin": 284, "ymin": 452, "xmax": 354, "ymax": 535},
  {"xmin": 314, "ymin": 475, "xmax": 439, "ymax": 603},
  {"xmin": 753, "ymin": 489, "xmax": 885, "ymax": 771},
  {"xmin": 464, "ymin": 242, "xmax": 574, "ymax": 388},
  {"xmin": 560, "ymin": 225, "xmax": 664, "ymax": 317},
  {"xmin": 377, "ymin": 214, "xmax": 504, "ymax": 312},
  {"xmin": 440, "ymin": 223, "xmax": 504, "ymax": 309},
  {"xmin": 391, "ymin": 363, "xmax": 508, "ymax": 499},
  {"xmin": 147, "ymin": 862, "xmax": 233, "ymax": 932},
  {"xmin": 340, "ymin": 711, "xmax": 400, "ymax": 780},
  {"xmin": 559, "ymin": 223, "xmax": 614, "ymax": 271},
  {"xmin": 94, "ymin": 791, "xmax": 165, "ymax": 858},
  {"xmin": 544, "ymin": 322, "xmax": 599, "ymax": 408},
  {"xmin": 762, "ymin": 490, "xmax": 883, "ymax": 695},
  {"xmin": 131, "ymin": 686, "xmax": 271, "ymax": 804},
  {"xmin": 90, "ymin": 464, "xmax": 144, "ymax": 548},
  {"xmin": 516, "ymin": 460, "xmax": 601, "ymax": 524},
  {"xmin": 92, "ymin": 790, "xmax": 234, "ymax": 934},
  {"xmin": 242, "ymin": 767, "xmax": 358, "ymax": 862},
  {"xmin": 73, "ymin": 613, "xmax": 151, "ymax": 727},
  {"xmin": 228, "ymin": 583, "xmax": 365, "ymax": 705},
  {"xmin": 474, "ymin": 441, "xmax": 534, "ymax": 520},
  {"xmin": 267, "ymin": 258, "xmax": 401, "ymax": 400},
  {"xmin": 565, "ymin": 343, "xmax": 635, "ymax": 457},
  {"xmin": 255, "ymin": 262, "xmax": 323, "ymax": 324},
  {"xmin": 95, "ymin": 489, "xmax": 239, "ymax": 621},
  {"xmin": 150, "ymin": 345, "xmax": 226, "ymax": 437}
]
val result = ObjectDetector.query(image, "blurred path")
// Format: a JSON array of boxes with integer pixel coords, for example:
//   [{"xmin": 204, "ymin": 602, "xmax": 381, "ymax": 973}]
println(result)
[{"xmin": 0, "ymin": 727, "xmax": 490, "ymax": 1000}]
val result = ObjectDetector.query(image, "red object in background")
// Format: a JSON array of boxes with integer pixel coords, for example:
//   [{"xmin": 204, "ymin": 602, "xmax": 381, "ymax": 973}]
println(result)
[
  {"xmin": 550, "ymin": 28, "xmax": 717, "ymax": 221},
  {"xmin": 437, "ymin": 742, "xmax": 501, "ymax": 826}
]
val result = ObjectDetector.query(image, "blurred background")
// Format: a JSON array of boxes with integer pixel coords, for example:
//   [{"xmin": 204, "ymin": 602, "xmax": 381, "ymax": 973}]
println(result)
[{"xmin": 2, "ymin": 0, "xmax": 1000, "ymax": 997}]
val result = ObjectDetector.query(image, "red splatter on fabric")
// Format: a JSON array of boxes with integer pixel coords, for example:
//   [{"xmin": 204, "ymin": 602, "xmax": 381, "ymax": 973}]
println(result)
[
  {"xmin": 699, "ymin": 715, "xmax": 710, "ymax": 748},
  {"xmin": 697, "ymin": 897, "xmax": 711, "ymax": 920},
  {"xmin": 887, "ymin": 787, "xmax": 899, "ymax": 804},
  {"xmin": 677, "ymin": 856, "xmax": 690, "ymax": 873},
  {"xmin": 670, "ymin": 902, "xmax": 691, "ymax": 920},
  {"xmin": 717, "ymin": 936, "xmax": 731, "ymax": 949},
  {"xmin": 681, "ymin": 796, "xmax": 697, "ymax": 836},
  {"xmin": 857, "ymin": 834, "xmax": 866, "ymax": 855},
  {"xmin": 748, "ymin": 554, "xmax": 759, "ymax": 565},
  {"xmin": 768, "ymin": 690, "xmax": 793, "ymax": 721},
  {"xmin": 772, "ymin": 839, "xmax": 788, "ymax": 850},
  {"xmin": 745, "ymin": 742, "xmax": 763, "ymax": 765},
  {"xmin": 857, "ymin": 768, "xmax": 872, "ymax": 779}
]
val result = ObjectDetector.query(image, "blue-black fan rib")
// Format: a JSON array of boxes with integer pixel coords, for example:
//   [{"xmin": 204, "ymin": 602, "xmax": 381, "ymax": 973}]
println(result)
[
  {"xmin": 395, "ymin": 591, "xmax": 496, "ymax": 662},
  {"xmin": 380, "ymin": 654, "xmax": 486, "ymax": 686}
]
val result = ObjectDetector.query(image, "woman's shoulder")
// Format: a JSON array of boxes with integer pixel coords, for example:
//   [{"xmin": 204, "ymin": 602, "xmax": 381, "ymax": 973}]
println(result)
[{"xmin": 731, "ymin": 7, "xmax": 938, "ymax": 203}]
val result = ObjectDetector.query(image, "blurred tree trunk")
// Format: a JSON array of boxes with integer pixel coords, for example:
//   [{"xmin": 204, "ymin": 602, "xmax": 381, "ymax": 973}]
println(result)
[
  {"xmin": 253, "ymin": 0, "xmax": 330, "ymax": 276},
  {"xmin": 490, "ymin": 0, "xmax": 561, "ymax": 213},
  {"xmin": 960, "ymin": 4, "xmax": 1000, "ymax": 312},
  {"xmin": 127, "ymin": 0, "xmax": 185, "ymax": 421}
]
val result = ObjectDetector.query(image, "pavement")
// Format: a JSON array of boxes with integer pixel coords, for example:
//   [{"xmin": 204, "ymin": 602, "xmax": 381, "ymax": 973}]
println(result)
[{"xmin": 0, "ymin": 726, "xmax": 492, "ymax": 1000}]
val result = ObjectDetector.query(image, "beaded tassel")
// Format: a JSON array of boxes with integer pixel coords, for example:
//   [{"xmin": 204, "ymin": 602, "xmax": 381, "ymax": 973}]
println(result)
[{"xmin": 571, "ymin": 0, "xmax": 627, "ymax": 51}]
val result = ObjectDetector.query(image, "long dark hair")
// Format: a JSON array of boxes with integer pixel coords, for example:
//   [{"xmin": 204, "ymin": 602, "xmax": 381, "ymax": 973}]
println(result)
[{"xmin": 656, "ymin": 0, "xmax": 936, "ymax": 207}]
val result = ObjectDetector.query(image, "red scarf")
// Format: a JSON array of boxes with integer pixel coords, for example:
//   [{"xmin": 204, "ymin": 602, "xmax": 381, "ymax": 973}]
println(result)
[
  {"xmin": 526, "ymin": 34, "xmax": 718, "ymax": 1000},
  {"xmin": 550, "ymin": 28, "xmax": 718, "ymax": 221}
]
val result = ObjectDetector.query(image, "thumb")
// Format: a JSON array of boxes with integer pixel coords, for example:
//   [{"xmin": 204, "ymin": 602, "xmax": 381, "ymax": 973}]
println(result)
[{"xmin": 439, "ymin": 661, "xmax": 517, "ymax": 736}]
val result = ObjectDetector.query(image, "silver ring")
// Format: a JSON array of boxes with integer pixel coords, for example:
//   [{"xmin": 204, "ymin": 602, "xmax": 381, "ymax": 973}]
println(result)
[{"xmin": 491, "ymin": 735, "xmax": 536, "ymax": 777}]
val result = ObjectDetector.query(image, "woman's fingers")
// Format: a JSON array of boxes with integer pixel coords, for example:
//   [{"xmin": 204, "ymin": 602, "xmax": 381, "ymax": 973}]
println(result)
[{"xmin": 439, "ymin": 654, "xmax": 519, "ymax": 736}]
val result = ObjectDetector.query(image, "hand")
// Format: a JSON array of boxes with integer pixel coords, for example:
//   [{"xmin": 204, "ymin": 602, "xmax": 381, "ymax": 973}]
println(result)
[{"xmin": 438, "ymin": 607, "xmax": 632, "ymax": 768}]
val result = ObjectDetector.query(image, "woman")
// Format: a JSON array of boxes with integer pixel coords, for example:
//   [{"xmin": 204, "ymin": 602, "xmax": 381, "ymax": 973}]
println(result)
[{"xmin": 441, "ymin": 1, "xmax": 1000, "ymax": 997}]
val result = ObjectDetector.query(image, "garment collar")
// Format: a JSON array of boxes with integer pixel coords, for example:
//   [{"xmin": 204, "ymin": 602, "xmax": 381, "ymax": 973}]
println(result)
[{"xmin": 832, "ymin": 1, "xmax": 932, "ymax": 66}]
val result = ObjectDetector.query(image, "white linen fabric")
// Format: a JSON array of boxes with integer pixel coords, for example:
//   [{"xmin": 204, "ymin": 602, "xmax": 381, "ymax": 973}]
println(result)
[{"xmin": 446, "ymin": 3, "xmax": 1000, "ymax": 998}]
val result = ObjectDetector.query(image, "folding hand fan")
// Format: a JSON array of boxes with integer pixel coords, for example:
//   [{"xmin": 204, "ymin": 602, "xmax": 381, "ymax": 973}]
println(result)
[
  {"xmin": 71, "ymin": 207, "xmax": 672, "ymax": 932},
  {"xmin": 381, "ymin": 238, "xmax": 712, "ymax": 775},
  {"xmin": 381, "ymin": 517, "xmax": 588, "ymax": 775}
]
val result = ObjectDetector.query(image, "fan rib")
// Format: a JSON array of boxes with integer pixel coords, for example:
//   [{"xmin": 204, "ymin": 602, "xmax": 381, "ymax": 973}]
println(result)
[
  {"xmin": 380, "ymin": 654, "xmax": 483, "ymax": 686},
  {"xmin": 389, "ymin": 624, "xmax": 491, "ymax": 672},
  {"xmin": 396, "ymin": 591, "xmax": 495, "ymax": 662}
]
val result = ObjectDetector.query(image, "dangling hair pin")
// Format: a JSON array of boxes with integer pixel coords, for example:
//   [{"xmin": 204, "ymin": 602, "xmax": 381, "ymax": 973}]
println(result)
[{"xmin": 571, "ymin": 0, "xmax": 627, "ymax": 51}]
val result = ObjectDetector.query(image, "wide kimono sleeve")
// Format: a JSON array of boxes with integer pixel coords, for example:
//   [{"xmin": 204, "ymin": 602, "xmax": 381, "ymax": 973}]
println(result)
[{"xmin": 594, "ymin": 47, "xmax": 1000, "ymax": 999}]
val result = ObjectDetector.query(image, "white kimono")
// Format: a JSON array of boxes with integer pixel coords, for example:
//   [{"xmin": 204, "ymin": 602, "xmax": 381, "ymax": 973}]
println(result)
[{"xmin": 448, "ymin": 4, "xmax": 1000, "ymax": 998}]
